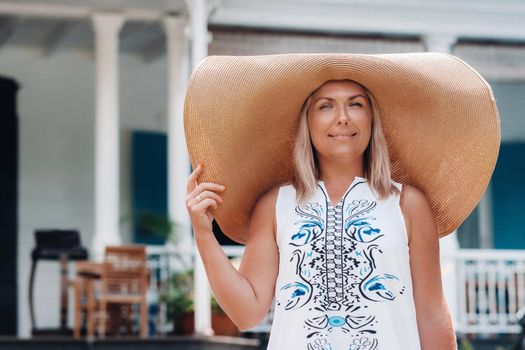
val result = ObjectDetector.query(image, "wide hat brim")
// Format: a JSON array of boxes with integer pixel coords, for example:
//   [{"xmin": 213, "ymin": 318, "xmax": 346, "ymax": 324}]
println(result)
[{"xmin": 184, "ymin": 52, "xmax": 501, "ymax": 244}]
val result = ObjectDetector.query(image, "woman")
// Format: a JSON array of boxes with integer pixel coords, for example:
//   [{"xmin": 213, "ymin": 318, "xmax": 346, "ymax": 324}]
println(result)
[{"xmin": 184, "ymin": 53, "xmax": 500, "ymax": 350}]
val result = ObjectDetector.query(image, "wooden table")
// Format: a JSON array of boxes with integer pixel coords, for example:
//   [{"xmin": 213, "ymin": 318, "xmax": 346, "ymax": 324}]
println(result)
[{"xmin": 73, "ymin": 261, "xmax": 102, "ymax": 338}]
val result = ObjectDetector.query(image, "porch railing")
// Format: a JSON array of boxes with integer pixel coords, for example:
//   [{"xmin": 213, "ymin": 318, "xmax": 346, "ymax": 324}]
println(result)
[
  {"xmin": 455, "ymin": 249, "xmax": 525, "ymax": 335},
  {"xmin": 146, "ymin": 246, "xmax": 525, "ymax": 336}
]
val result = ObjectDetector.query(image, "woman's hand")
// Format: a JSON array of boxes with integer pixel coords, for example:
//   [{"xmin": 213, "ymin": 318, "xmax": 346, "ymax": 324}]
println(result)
[{"xmin": 185, "ymin": 163, "xmax": 226, "ymax": 236}]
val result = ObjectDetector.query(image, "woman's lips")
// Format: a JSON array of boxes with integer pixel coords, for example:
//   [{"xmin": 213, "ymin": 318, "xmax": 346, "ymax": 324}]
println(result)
[{"xmin": 329, "ymin": 133, "xmax": 357, "ymax": 139}]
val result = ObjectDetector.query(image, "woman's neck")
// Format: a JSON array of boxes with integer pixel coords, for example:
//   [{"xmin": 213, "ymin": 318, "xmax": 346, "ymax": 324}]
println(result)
[{"xmin": 317, "ymin": 157, "xmax": 365, "ymax": 188}]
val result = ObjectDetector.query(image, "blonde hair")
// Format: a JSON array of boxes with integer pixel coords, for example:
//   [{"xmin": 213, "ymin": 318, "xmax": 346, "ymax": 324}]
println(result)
[{"xmin": 292, "ymin": 79, "xmax": 400, "ymax": 205}]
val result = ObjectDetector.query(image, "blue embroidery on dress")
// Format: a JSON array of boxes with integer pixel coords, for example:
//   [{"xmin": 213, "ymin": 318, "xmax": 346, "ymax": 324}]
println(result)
[
  {"xmin": 291, "ymin": 203, "xmax": 325, "ymax": 246},
  {"xmin": 278, "ymin": 180, "xmax": 405, "ymax": 350},
  {"xmin": 307, "ymin": 337, "xmax": 334, "ymax": 350},
  {"xmin": 345, "ymin": 200, "xmax": 383, "ymax": 243},
  {"xmin": 348, "ymin": 337, "xmax": 379, "ymax": 350},
  {"xmin": 362, "ymin": 275, "xmax": 400, "ymax": 301},
  {"xmin": 280, "ymin": 249, "xmax": 314, "ymax": 310}
]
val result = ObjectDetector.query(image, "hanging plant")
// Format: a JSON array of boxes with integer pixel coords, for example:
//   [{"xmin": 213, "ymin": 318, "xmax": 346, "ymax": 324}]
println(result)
[{"xmin": 120, "ymin": 210, "xmax": 180, "ymax": 243}]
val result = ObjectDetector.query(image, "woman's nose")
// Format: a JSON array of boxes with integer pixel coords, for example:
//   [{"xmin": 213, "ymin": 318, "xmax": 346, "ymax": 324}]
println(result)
[{"xmin": 336, "ymin": 109, "xmax": 351, "ymax": 125}]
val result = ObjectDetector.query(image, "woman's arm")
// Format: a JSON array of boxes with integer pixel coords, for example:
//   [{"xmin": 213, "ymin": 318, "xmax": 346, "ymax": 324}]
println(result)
[
  {"xmin": 400, "ymin": 184, "xmax": 457, "ymax": 350},
  {"xmin": 187, "ymin": 165, "xmax": 279, "ymax": 331}
]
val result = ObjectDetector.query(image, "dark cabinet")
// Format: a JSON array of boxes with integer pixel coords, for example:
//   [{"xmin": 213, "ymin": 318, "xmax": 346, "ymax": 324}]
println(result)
[{"xmin": 0, "ymin": 75, "xmax": 19, "ymax": 335}]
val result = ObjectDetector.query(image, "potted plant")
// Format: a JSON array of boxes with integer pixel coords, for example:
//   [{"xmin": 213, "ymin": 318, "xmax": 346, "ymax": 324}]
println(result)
[
  {"xmin": 211, "ymin": 295, "xmax": 240, "ymax": 336},
  {"xmin": 163, "ymin": 269, "xmax": 195, "ymax": 334},
  {"xmin": 163, "ymin": 269, "xmax": 239, "ymax": 336}
]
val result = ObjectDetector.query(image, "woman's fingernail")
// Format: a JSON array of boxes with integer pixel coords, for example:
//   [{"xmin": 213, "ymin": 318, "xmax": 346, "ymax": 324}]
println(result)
[{"xmin": 198, "ymin": 162, "xmax": 203, "ymax": 168}]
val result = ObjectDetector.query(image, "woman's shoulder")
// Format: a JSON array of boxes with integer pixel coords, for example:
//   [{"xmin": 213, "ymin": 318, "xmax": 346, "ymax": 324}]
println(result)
[
  {"xmin": 397, "ymin": 182, "xmax": 428, "ymax": 205},
  {"xmin": 254, "ymin": 184, "xmax": 282, "ymax": 209},
  {"xmin": 254, "ymin": 182, "xmax": 295, "ymax": 209},
  {"xmin": 398, "ymin": 183, "xmax": 434, "ymax": 243},
  {"xmin": 388, "ymin": 178, "xmax": 426, "ymax": 199}
]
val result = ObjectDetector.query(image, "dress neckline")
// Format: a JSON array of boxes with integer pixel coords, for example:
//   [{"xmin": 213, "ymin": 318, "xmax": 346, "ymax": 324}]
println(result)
[{"xmin": 318, "ymin": 176, "xmax": 367, "ymax": 208}]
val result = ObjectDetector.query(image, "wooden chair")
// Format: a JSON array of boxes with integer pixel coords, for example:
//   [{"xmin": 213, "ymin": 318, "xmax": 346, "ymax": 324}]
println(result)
[{"xmin": 95, "ymin": 245, "xmax": 149, "ymax": 338}]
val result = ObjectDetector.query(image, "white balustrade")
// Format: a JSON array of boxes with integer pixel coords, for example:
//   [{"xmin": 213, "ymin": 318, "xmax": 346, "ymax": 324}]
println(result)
[{"xmin": 455, "ymin": 249, "xmax": 525, "ymax": 335}]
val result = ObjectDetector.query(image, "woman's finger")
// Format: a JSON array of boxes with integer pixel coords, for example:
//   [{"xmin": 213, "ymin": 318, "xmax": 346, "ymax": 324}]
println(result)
[
  {"xmin": 186, "ymin": 182, "xmax": 226, "ymax": 204},
  {"xmin": 195, "ymin": 182, "xmax": 226, "ymax": 193},
  {"xmin": 195, "ymin": 198, "xmax": 219, "ymax": 211},
  {"xmin": 186, "ymin": 163, "xmax": 203, "ymax": 192},
  {"xmin": 193, "ymin": 190, "xmax": 224, "ymax": 206}
]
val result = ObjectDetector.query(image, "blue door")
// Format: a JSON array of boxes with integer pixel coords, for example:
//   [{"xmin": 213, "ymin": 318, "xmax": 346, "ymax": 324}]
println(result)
[{"xmin": 492, "ymin": 142, "xmax": 525, "ymax": 249}]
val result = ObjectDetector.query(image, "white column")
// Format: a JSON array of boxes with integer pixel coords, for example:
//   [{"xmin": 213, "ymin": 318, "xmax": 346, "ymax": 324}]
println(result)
[
  {"xmin": 423, "ymin": 32, "xmax": 460, "ymax": 328},
  {"xmin": 478, "ymin": 183, "xmax": 494, "ymax": 249},
  {"xmin": 422, "ymin": 33, "xmax": 457, "ymax": 53},
  {"xmin": 185, "ymin": 0, "xmax": 213, "ymax": 336},
  {"xmin": 438, "ymin": 230, "xmax": 459, "ymax": 327},
  {"xmin": 91, "ymin": 13, "xmax": 124, "ymax": 260},
  {"xmin": 163, "ymin": 15, "xmax": 193, "ymax": 267}
]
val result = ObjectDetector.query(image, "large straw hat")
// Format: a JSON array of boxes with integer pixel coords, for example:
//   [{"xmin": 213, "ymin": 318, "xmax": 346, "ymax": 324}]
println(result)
[{"xmin": 184, "ymin": 53, "xmax": 500, "ymax": 244}]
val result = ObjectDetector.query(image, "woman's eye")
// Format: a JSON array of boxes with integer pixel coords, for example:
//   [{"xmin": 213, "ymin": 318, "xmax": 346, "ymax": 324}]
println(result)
[
  {"xmin": 320, "ymin": 104, "xmax": 332, "ymax": 110},
  {"xmin": 350, "ymin": 102, "xmax": 363, "ymax": 107}
]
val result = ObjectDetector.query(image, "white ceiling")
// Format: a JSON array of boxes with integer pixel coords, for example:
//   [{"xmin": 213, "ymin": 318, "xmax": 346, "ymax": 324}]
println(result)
[{"xmin": 0, "ymin": 0, "xmax": 524, "ymax": 78}]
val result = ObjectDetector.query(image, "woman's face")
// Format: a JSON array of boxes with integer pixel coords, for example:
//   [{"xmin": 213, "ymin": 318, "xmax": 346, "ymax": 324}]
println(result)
[{"xmin": 307, "ymin": 80, "xmax": 372, "ymax": 163}]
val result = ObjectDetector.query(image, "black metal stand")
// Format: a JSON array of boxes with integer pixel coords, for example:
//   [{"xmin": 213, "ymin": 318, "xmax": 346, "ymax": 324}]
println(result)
[{"xmin": 29, "ymin": 230, "xmax": 88, "ymax": 336}]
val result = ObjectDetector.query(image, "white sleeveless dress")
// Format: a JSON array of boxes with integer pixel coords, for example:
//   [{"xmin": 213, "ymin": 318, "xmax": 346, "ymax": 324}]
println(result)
[{"xmin": 266, "ymin": 176, "xmax": 421, "ymax": 350}]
